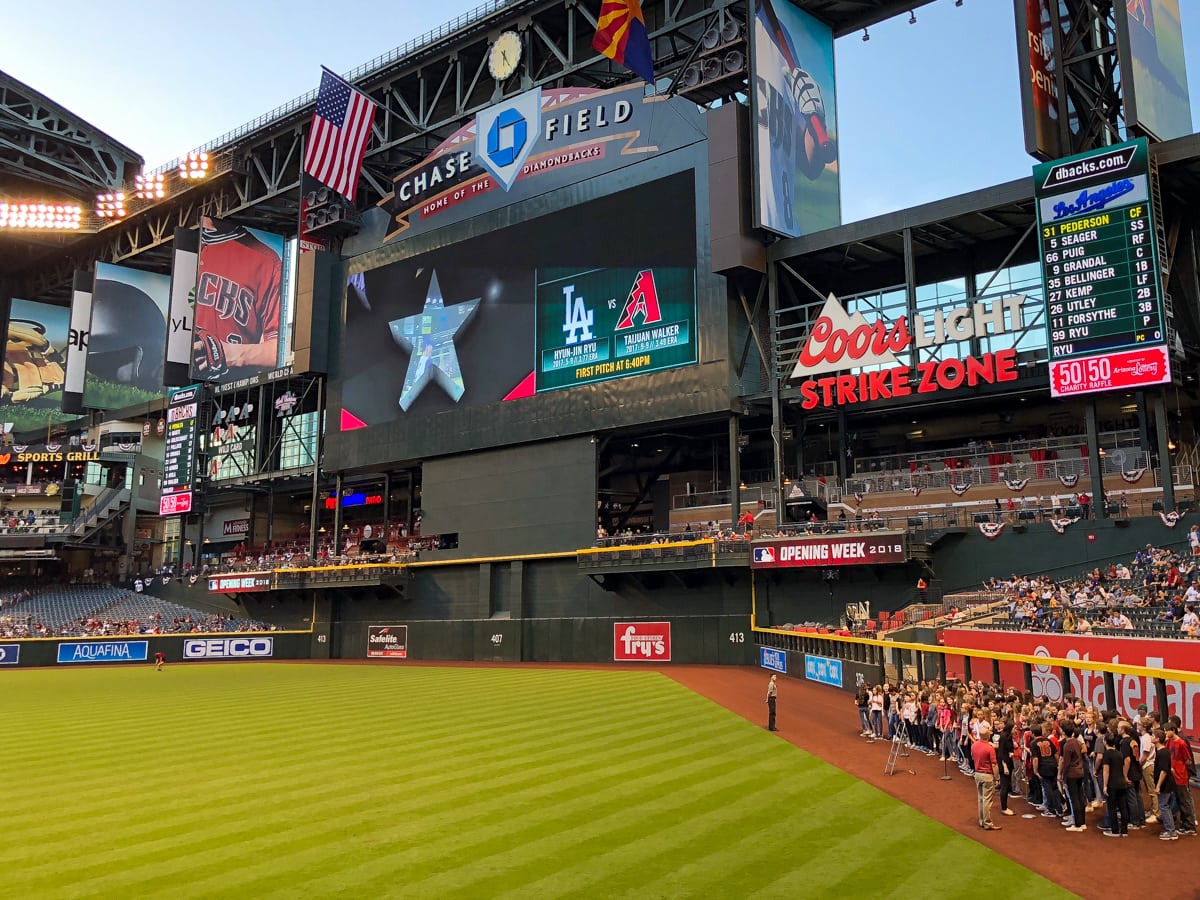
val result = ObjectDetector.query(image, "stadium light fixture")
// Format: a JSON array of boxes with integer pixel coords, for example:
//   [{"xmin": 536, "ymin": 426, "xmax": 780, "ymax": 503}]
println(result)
[
  {"xmin": 0, "ymin": 201, "xmax": 83, "ymax": 230},
  {"xmin": 95, "ymin": 192, "xmax": 127, "ymax": 218},
  {"xmin": 179, "ymin": 151, "xmax": 210, "ymax": 180},
  {"xmin": 862, "ymin": 28, "xmax": 869, "ymax": 41},
  {"xmin": 134, "ymin": 172, "xmax": 166, "ymax": 200},
  {"xmin": 908, "ymin": 10, "xmax": 916, "ymax": 24}
]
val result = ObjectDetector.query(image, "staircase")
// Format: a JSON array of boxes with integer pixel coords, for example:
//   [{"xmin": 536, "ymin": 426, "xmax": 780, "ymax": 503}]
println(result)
[{"xmin": 69, "ymin": 487, "xmax": 129, "ymax": 539}]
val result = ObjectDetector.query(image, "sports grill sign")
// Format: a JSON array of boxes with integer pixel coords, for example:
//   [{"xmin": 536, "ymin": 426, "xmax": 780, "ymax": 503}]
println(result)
[
  {"xmin": 788, "ymin": 293, "xmax": 1035, "ymax": 410},
  {"xmin": 367, "ymin": 625, "xmax": 408, "ymax": 658},
  {"xmin": 613, "ymin": 622, "xmax": 671, "ymax": 661},
  {"xmin": 751, "ymin": 535, "xmax": 905, "ymax": 568}
]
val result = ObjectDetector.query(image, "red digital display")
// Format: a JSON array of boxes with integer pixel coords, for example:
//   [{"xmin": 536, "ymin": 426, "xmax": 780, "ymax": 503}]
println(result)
[
  {"xmin": 751, "ymin": 535, "xmax": 906, "ymax": 568},
  {"xmin": 1048, "ymin": 345, "xmax": 1170, "ymax": 397}
]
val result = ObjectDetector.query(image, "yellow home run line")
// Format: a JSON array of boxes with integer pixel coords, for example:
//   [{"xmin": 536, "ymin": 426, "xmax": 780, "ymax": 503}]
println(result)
[{"xmin": 754, "ymin": 625, "xmax": 1200, "ymax": 684}]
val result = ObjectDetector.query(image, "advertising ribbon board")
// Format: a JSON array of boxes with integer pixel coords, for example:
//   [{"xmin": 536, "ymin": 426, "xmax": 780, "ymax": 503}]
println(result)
[{"xmin": 751, "ymin": 535, "xmax": 906, "ymax": 568}]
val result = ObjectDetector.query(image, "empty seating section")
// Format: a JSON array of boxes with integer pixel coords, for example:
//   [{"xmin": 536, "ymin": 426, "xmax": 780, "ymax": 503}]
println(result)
[{"xmin": 0, "ymin": 584, "xmax": 272, "ymax": 636}]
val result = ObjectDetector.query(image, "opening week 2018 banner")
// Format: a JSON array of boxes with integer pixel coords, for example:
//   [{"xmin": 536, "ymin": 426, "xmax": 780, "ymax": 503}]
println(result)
[{"xmin": 750, "ymin": 535, "xmax": 906, "ymax": 568}]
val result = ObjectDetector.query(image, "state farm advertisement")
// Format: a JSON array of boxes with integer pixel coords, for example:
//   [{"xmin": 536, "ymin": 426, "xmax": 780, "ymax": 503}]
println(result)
[
  {"xmin": 614, "ymin": 622, "xmax": 671, "ymax": 661},
  {"xmin": 789, "ymin": 293, "xmax": 1035, "ymax": 410},
  {"xmin": 942, "ymin": 629, "xmax": 1200, "ymax": 731},
  {"xmin": 751, "ymin": 535, "xmax": 905, "ymax": 568}
]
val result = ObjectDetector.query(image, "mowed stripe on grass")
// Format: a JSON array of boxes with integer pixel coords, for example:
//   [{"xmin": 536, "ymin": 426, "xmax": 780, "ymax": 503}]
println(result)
[{"xmin": 0, "ymin": 664, "xmax": 1078, "ymax": 899}]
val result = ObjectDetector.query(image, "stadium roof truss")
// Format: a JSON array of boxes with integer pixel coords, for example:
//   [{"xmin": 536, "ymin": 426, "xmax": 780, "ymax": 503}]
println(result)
[
  {"xmin": 0, "ymin": 70, "xmax": 143, "ymax": 197},
  {"xmin": 13, "ymin": 0, "xmax": 946, "ymax": 302}
]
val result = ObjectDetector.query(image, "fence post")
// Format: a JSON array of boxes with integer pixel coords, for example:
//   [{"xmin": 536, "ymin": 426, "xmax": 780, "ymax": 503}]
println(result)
[
  {"xmin": 1154, "ymin": 678, "xmax": 1170, "ymax": 720},
  {"xmin": 1060, "ymin": 667, "xmax": 1071, "ymax": 700},
  {"xmin": 1022, "ymin": 662, "xmax": 1033, "ymax": 695},
  {"xmin": 1103, "ymin": 672, "xmax": 1117, "ymax": 711}
]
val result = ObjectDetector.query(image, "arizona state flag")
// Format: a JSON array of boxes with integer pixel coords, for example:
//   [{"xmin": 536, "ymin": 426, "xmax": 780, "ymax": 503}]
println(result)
[{"xmin": 592, "ymin": 0, "xmax": 655, "ymax": 84}]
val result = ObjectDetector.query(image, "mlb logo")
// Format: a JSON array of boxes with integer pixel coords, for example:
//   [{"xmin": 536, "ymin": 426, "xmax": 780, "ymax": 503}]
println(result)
[{"xmin": 753, "ymin": 547, "xmax": 775, "ymax": 564}]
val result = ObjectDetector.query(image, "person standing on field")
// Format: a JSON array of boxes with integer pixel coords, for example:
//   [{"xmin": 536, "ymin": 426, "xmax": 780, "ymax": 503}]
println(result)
[
  {"xmin": 766, "ymin": 673, "xmax": 778, "ymax": 731},
  {"xmin": 972, "ymin": 722, "xmax": 1001, "ymax": 830}
]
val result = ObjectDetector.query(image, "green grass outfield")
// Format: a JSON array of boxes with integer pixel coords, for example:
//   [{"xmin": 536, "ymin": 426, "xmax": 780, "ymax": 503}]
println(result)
[{"xmin": 0, "ymin": 664, "xmax": 1076, "ymax": 899}]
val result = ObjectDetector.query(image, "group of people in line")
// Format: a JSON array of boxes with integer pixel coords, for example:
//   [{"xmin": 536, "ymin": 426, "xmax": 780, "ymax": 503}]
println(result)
[{"xmin": 853, "ymin": 677, "xmax": 1196, "ymax": 839}]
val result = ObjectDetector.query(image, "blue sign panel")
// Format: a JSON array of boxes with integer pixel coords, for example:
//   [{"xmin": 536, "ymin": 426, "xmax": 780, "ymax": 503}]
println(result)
[
  {"xmin": 759, "ymin": 646, "xmax": 787, "ymax": 674},
  {"xmin": 57, "ymin": 641, "xmax": 149, "ymax": 664},
  {"xmin": 0, "ymin": 643, "xmax": 20, "ymax": 665},
  {"xmin": 803, "ymin": 654, "xmax": 842, "ymax": 688}
]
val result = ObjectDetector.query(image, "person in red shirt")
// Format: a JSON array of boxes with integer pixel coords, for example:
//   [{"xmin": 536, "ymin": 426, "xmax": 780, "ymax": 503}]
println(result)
[
  {"xmin": 1165, "ymin": 722, "xmax": 1197, "ymax": 834},
  {"xmin": 154, "ymin": 650, "xmax": 166, "ymax": 671},
  {"xmin": 971, "ymin": 723, "xmax": 1001, "ymax": 830}
]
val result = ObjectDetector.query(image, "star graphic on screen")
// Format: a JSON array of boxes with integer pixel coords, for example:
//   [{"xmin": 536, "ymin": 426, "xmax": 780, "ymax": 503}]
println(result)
[{"xmin": 388, "ymin": 270, "xmax": 480, "ymax": 411}]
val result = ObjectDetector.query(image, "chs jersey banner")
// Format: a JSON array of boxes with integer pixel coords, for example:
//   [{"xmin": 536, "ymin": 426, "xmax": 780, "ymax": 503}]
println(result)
[{"xmin": 192, "ymin": 217, "xmax": 284, "ymax": 384}]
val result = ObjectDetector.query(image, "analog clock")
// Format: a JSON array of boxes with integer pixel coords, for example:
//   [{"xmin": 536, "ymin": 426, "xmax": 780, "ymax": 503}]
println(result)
[{"xmin": 488, "ymin": 31, "xmax": 522, "ymax": 80}]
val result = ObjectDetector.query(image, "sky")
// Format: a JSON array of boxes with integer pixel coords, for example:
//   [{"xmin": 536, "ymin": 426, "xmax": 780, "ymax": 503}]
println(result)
[{"xmin": 3, "ymin": 0, "xmax": 1198, "ymax": 224}]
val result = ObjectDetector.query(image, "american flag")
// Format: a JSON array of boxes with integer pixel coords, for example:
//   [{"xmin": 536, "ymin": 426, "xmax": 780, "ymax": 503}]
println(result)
[{"xmin": 302, "ymin": 69, "xmax": 377, "ymax": 200}]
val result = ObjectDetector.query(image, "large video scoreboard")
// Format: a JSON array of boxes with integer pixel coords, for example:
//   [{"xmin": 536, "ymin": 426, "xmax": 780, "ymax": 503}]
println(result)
[{"xmin": 1034, "ymin": 139, "xmax": 1171, "ymax": 399}]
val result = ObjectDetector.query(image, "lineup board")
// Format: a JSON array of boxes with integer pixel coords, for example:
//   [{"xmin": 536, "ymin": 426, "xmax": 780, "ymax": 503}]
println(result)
[
  {"xmin": 159, "ymin": 385, "xmax": 199, "ymax": 516},
  {"xmin": 1034, "ymin": 139, "xmax": 1171, "ymax": 398}
]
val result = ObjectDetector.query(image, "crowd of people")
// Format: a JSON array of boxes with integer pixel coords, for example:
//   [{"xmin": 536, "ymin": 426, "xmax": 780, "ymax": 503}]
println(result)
[
  {"xmin": 853, "ymin": 677, "xmax": 1197, "ymax": 838},
  {"xmin": 982, "ymin": 537, "xmax": 1200, "ymax": 638},
  {"xmin": 0, "ymin": 612, "xmax": 275, "ymax": 639}
]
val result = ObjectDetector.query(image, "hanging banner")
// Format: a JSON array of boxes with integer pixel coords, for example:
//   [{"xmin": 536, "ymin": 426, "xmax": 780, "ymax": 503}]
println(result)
[{"xmin": 165, "ymin": 228, "xmax": 199, "ymax": 386}]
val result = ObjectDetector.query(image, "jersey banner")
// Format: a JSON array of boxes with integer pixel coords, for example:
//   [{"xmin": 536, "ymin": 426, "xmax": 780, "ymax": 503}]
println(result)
[
  {"xmin": 192, "ymin": 217, "xmax": 284, "ymax": 385},
  {"xmin": 84, "ymin": 263, "xmax": 169, "ymax": 410}
]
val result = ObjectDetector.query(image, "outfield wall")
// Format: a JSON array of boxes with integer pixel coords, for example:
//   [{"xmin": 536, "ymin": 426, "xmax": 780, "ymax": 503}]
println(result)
[
  {"xmin": 0, "ymin": 632, "xmax": 312, "ymax": 668},
  {"xmin": 330, "ymin": 614, "xmax": 758, "ymax": 665}
]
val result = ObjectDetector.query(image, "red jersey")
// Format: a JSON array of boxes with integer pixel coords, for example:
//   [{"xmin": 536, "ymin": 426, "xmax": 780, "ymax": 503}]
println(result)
[{"xmin": 195, "ymin": 224, "xmax": 282, "ymax": 350}]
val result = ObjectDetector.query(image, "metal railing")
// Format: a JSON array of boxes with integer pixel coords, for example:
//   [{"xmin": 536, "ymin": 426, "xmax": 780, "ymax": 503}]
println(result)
[
  {"xmin": 671, "ymin": 486, "xmax": 764, "ymax": 510},
  {"xmin": 148, "ymin": 0, "xmax": 517, "ymax": 175},
  {"xmin": 69, "ymin": 487, "xmax": 128, "ymax": 536},
  {"xmin": 844, "ymin": 453, "xmax": 1152, "ymax": 497},
  {"xmin": 849, "ymin": 429, "xmax": 1145, "ymax": 478}
]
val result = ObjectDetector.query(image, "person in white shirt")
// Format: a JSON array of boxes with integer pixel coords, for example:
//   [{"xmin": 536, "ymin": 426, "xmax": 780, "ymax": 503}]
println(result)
[{"xmin": 1181, "ymin": 605, "xmax": 1200, "ymax": 637}]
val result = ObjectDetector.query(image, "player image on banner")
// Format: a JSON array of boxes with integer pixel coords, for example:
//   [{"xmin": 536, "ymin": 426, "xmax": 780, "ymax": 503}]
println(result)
[
  {"xmin": 751, "ymin": 0, "xmax": 840, "ymax": 238},
  {"xmin": 1, "ymin": 298, "xmax": 80, "ymax": 433},
  {"xmin": 192, "ymin": 216, "xmax": 284, "ymax": 383},
  {"xmin": 84, "ymin": 263, "xmax": 169, "ymax": 410},
  {"xmin": 1119, "ymin": 0, "xmax": 1192, "ymax": 141}
]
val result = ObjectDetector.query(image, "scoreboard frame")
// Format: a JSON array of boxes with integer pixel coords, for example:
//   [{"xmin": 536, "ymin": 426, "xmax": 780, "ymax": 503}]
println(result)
[
  {"xmin": 159, "ymin": 384, "xmax": 200, "ymax": 516},
  {"xmin": 1033, "ymin": 138, "xmax": 1171, "ymax": 399}
]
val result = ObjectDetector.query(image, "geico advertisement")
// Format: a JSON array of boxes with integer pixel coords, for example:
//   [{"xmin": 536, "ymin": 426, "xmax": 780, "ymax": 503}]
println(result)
[{"xmin": 183, "ymin": 637, "xmax": 274, "ymax": 660}]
